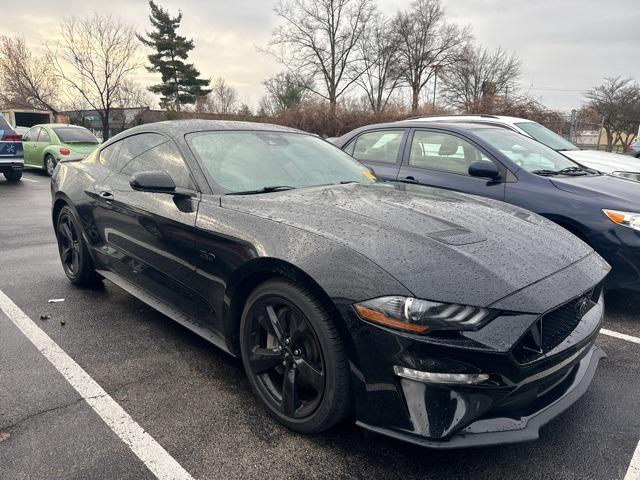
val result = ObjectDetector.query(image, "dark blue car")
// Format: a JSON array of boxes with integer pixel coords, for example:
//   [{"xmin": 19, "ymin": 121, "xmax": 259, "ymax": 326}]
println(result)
[
  {"xmin": 0, "ymin": 113, "xmax": 24, "ymax": 181},
  {"xmin": 333, "ymin": 121, "xmax": 640, "ymax": 292}
]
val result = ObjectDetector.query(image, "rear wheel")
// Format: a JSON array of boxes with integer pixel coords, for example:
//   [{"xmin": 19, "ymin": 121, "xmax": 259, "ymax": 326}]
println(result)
[
  {"xmin": 3, "ymin": 170, "xmax": 22, "ymax": 182},
  {"xmin": 44, "ymin": 154, "xmax": 56, "ymax": 176},
  {"xmin": 55, "ymin": 206, "xmax": 101, "ymax": 286},
  {"xmin": 240, "ymin": 279, "xmax": 351, "ymax": 434}
]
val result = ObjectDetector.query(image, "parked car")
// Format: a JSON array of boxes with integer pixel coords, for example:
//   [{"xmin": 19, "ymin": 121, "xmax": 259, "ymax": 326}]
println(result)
[
  {"xmin": 333, "ymin": 121, "xmax": 640, "ymax": 291},
  {"xmin": 409, "ymin": 115, "xmax": 640, "ymax": 182},
  {"xmin": 0, "ymin": 114, "xmax": 24, "ymax": 182},
  {"xmin": 52, "ymin": 120, "xmax": 609, "ymax": 448},
  {"xmin": 13, "ymin": 126, "xmax": 30, "ymax": 138},
  {"xmin": 629, "ymin": 138, "xmax": 640, "ymax": 158},
  {"xmin": 23, "ymin": 124, "xmax": 99, "ymax": 176}
]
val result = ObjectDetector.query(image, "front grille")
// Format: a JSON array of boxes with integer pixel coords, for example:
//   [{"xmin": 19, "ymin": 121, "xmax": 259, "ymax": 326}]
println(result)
[{"xmin": 513, "ymin": 286, "xmax": 600, "ymax": 364}]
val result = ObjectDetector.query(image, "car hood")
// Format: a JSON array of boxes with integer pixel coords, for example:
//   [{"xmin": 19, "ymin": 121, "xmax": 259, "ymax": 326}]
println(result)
[
  {"xmin": 550, "ymin": 173, "xmax": 640, "ymax": 207},
  {"xmin": 221, "ymin": 182, "xmax": 596, "ymax": 309},
  {"xmin": 563, "ymin": 149, "xmax": 640, "ymax": 173}
]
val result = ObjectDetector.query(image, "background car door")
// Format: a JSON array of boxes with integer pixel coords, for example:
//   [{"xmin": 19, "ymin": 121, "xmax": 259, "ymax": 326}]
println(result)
[
  {"xmin": 343, "ymin": 128, "xmax": 407, "ymax": 180},
  {"xmin": 33, "ymin": 127, "xmax": 52, "ymax": 167},
  {"xmin": 397, "ymin": 129, "xmax": 507, "ymax": 201},
  {"xmin": 94, "ymin": 133, "xmax": 201, "ymax": 320},
  {"xmin": 22, "ymin": 127, "xmax": 41, "ymax": 166}
]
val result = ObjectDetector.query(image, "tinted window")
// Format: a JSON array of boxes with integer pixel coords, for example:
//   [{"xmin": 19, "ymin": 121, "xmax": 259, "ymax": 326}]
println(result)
[
  {"xmin": 52, "ymin": 127, "xmax": 99, "ymax": 143},
  {"xmin": 472, "ymin": 128, "xmax": 579, "ymax": 173},
  {"xmin": 99, "ymin": 141, "xmax": 123, "ymax": 170},
  {"xmin": 410, "ymin": 131, "xmax": 495, "ymax": 176},
  {"xmin": 189, "ymin": 131, "xmax": 375, "ymax": 193},
  {"xmin": 38, "ymin": 128, "xmax": 51, "ymax": 143},
  {"xmin": 23, "ymin": 128, "xmax": 37, "ymax": 142},
  {"xmin": 119, "ymin": 133, "xmax": 167, "ymax": 166},
  {"xmin": 0, "ymin": 115, "xmax": 13, "ymax": 132},
  {"xmin": 121, "ymin": 141, "xmax": 194, "ymax": 190},
  {"xmin": 351, "ymin": 130, "xmax": 404, "ymax": 164}
]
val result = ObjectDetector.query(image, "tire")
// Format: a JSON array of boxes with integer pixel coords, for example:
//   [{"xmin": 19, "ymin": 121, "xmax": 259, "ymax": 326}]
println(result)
[
  {"xmin": 44, "ymin": 154, "xmax": 56, "ymax": 177},
  {"xmin": 240, "ymin": 278, "xmax": 351, "ymax": 434},
  {"xmin": 3, "ymin": 170, "xmax": 22, "ymax": 182},
  {"xmin": 55, "ymin": 206, "xmax": 102, "ymax": 286}
]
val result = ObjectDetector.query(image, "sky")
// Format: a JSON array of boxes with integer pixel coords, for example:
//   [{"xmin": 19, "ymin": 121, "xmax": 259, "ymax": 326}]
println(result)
[{"xmin": 1, "ymin": 0, "xmax": 639, "ymax": 112}]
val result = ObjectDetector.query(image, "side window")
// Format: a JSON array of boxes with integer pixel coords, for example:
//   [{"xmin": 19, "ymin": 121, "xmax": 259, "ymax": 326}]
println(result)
[
  {"xmin": 98, "ymin": 141, "xmax": 123, "ymax": 170},
  {"xmin": 119, "ymin": 133, "xmax": 167, "ymax": 167},
  {"xmin": 121, "ymin": 141, "xmax": 194, "ymax": 190},
  {"xmin": 351, "ymin": 130, "xmax": 404, "ymax": 164},
  {"xmin": 38, "ymin": 128, "xmax": 51, "ymax": 143},
  {"xmin": 409, "ymin": 131, "xmax": 494, "ymax": 176},
  {"xmin": 23, "ymin": 128, "xmax": 36, "ymax": 142}
]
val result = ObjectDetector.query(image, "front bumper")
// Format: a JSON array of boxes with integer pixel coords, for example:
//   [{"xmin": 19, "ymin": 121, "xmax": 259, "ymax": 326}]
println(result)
[
  {"xmin": 357, "ymin": 344, "xmax": 604, "ymax": 449},
  {"xmin": 340, "ymin": 284, "xmax": 605, "ymax": 449}
]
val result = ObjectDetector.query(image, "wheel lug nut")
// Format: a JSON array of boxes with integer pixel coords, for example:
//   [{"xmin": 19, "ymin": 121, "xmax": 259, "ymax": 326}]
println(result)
[
  {"xmin": 284, "ymin": 338, "xmax": 290, "ymax": 345},
  {"xmin": 293, "ymin": 349, "xmax": 300, "ymax": 356}
]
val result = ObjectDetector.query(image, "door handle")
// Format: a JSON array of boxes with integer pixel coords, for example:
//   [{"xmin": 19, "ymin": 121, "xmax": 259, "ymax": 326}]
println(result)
[
  {"xmin": 99, "ymin": 191, "xmax": 114, "ymax": 200},
  {"xmin": 401, "ymin": 176, "xmax": 419, "ymax": 184}
]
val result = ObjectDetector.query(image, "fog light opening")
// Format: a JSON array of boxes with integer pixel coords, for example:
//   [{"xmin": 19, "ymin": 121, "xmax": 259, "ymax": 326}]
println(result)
[{"xmin": 394, "ymin": 366, "xmax": 489, "ymax": 385}]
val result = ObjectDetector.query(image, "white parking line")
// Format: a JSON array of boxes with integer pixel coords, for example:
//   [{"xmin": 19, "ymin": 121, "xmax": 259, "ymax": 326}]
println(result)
[
  {"xmin": 21, "ymin": 177, "xmax": 38, "ymax": 183},
  {"xmin": 600, "ymin": 328, "xmax": 640, "ymax": 479},
  {"xmin": 626, "ymin": 444, "xmax": 640, "ymax": 480},
  {"xmin": 601, "ymin": 329, "xmax": 640, "ymax": 345},
  {"xmin": 0, "ymin": 289, "xmax": 195, "ymax": 480}
]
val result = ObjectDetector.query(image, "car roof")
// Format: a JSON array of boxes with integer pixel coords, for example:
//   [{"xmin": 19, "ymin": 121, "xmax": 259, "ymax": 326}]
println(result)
[
  {"xmin": 408, "ymin": 115, "xmax": 536, "ymax": 125},
  {"xmin": 117, "ymin": 119, "xmax": 305, "ymax": 141},
  {"xmin": 337, "ymin": 120, "xmax": 501, "ymax": 140}
]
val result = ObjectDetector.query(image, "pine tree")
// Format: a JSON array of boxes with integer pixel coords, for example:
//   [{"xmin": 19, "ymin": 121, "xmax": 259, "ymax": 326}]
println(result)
[{"xmin": 137, "ymin": 1, "xmax": 211, "ymax": 111}]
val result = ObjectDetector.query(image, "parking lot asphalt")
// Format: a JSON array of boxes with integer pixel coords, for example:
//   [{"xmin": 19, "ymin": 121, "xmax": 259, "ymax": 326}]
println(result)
[{"xmin": 1, "ymin": 171, "xmax": 640, "ymax": 480}]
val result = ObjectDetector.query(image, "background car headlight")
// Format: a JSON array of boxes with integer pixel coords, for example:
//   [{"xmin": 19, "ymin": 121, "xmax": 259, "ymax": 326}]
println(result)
[
  {"xmin": 603, "ymin": 209, "xmax": 640, "ymax": 231},
  {"xmin": 354, "ymin": 296, "xmax": 492, "ymax": 334},
  {"xmin": 611, "ymin": 171, "xmax": 640, "ymax": 183}
]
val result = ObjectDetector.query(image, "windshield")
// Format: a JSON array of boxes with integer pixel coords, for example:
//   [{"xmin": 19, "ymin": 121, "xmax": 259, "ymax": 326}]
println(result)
[
  {"xmin": 472, "ymin": 128, "xmax": 583, "ymax": 173},
  {"xmin": 515, "ymin": 122, "xmax": 577, "ymax": 151},
  {"xmin": 188, "ymin": 131, "xmax": 376, "ymax": 193},
  {"xmin": 53, "ymin": 127, "xmax": 99, "ymax": 143}
]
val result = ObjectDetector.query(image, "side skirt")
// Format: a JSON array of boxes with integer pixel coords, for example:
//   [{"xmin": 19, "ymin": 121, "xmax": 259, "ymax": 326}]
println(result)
[{"xmin": 96, "ymin": 269, "xmax": 235, "ymax": 357}]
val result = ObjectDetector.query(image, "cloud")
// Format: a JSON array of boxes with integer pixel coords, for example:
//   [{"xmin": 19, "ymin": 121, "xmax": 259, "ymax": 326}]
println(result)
[{"xmin": 1, "ymin": 0, "xmax": 638, "ymax": 110}]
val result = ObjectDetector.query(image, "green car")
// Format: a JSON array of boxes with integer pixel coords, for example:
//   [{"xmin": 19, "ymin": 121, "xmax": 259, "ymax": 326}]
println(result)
[{"xmin": 22, "ymin": 124, "xmax": 100, "ymax": 176}]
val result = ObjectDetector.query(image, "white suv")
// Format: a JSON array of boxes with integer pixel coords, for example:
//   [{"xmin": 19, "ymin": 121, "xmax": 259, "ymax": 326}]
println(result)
[{"xmin": 410, "ymin": 115, "xmax": 640, "ymax": 183}]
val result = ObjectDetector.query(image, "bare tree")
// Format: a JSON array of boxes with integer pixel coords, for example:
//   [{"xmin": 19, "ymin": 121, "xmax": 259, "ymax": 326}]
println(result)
[
  {"xmin": 354, "ymin": 14, "xmax": 401, "ymax": 113},
  {"xmin": 441, "ymin": 45, "xmax": 521, "ymax": 112},
  {"xmin": 393, "ymin": 0, "xmax": 470, "ymax": 112},
  {"xmin": 585, "ymin": 77, "xmax": 640, "ymax": 151},
  {"xmin": 266, "ymin": 0, "xmax": 375, "ymax": 117},
  {"xmin": 0, "ymin": 36, "xmax": 60, "ymax": 112},
  {"xmin": 262, "ymin": 72, "xmax": 312, "ymax": 114},
  {"xmin": 196, "ymin": 77, "xmax": 238, "ymax": 114},
  {"xmin": 48, "ymin": 15, "xmax": 139, "ymax": 140}
]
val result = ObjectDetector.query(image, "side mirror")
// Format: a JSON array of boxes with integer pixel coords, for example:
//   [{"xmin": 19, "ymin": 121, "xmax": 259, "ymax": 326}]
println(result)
[
  {"xmin": 130, "ymin": 171, "xmax": 176, "ymax": 193},
  {"xmin": 468, "ymin": 161, "xmax": 501, "ymax": 180}
]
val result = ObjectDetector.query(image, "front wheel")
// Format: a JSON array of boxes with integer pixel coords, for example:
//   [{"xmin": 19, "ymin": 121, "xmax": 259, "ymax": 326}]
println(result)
[
  {"xmin": 55, "ymin": 206, "xmax": 101, "ymax": 286},
  {"xmin": 240, "ymin": 279, "xmax": 351, "ymax": 434},
  {"xmin": 3, "ymin": 170, "xmax": 22, "ymax": 182},
  {"xmin": 44, "ymin": 155, "xmax": 56, "ymax": 177}
]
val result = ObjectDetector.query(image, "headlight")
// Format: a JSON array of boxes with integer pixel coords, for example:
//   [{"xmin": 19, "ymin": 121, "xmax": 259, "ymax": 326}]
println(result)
[
  {"xmin": 611, "ymin": 171, "xmax": 640, "ymax": 183},
  {"xmin": 354, "ymin": 296, "xmax": 492, "ymax": 334},
  {"xmin": 603, "ymin": 209, "xmax": 640, "ymax": 231}
]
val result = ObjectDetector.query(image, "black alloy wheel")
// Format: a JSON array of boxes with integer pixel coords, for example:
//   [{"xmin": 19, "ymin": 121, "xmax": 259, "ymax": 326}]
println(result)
[
  {"xmin": 240, "ymin": 279, "xmax": 351, "ymax": 433},
  {"xmin": 56, "ymin": 206, "xmax": 101, "ymax": 286}
]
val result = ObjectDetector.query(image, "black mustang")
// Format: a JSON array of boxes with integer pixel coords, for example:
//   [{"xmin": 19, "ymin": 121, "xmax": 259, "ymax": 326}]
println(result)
[{"xmin": 51, "ymin": 120, "xmax": 609, "ymax": 448}]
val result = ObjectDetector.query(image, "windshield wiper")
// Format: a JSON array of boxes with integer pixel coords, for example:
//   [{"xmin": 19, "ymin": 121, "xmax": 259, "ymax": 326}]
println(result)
[
  {"xmin": 225, "ymin": 185, "xmax": 296, "ymax": 195},
  {"xmin": 557, "ymin": 167, "xmax": 588, "ymax": 176},
  {"xmin": 531, "ymin": 169, "xmax": 560, "ymax": 176}
]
